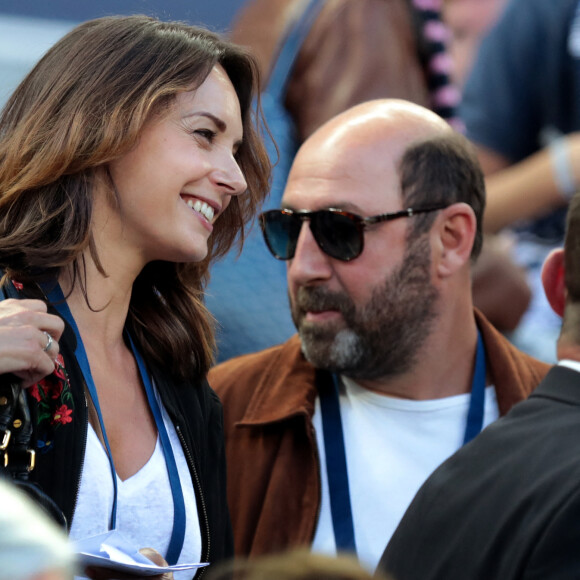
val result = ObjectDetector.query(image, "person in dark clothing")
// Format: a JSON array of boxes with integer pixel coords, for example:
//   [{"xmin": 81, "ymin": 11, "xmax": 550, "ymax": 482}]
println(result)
[
  {"xmin": 379, "ymin": 195, "xmax": 580, "ymax": 580},
  {"xmin": 459, "ymin": 0, "xmax": 580, "ymax": 362}
]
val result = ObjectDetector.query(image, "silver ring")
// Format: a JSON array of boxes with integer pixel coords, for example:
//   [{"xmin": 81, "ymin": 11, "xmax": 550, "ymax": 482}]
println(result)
[{"xmin": 42, "ymin": 332, "xmax": 53, "ymax": 352}]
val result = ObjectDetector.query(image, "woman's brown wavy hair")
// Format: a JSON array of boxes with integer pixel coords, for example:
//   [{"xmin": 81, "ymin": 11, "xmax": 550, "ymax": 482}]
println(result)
[{"xmin": 0, "ymin": 15, "xmax": 271, "ymax": 381}]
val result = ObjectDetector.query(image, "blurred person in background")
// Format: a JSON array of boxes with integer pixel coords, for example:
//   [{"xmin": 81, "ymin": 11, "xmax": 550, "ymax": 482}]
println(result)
[
  {"xmin": 458, "ymin": 0, "xmax": 580, "ymax": 362},
  {"xmin": 442, "ymin": 0, "xmax": 509, "ymax": 89},
  {"xmin": 207, "ymin": 0, "xmax": 532, "ymax": 361},
  {"xmin": 0, "ymin": 478, "xmax": 75, "ymax": 580}
]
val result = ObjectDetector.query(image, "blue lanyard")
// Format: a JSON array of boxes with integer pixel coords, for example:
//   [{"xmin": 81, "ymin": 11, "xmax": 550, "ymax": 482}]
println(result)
[
  {"xmin": 129, "ymin": 337, "xmax": 186, "ymax": 565},
  {"xmin": 47, "ymin": 285, "xmax": 186, "ymax": 565},
  {"xmin": 317, "ymin": 331, "xmax": 487, "ymax": 555},
  {"xmin": 463, "ymin": 332, "xmax": 487, "ymax": 445}
]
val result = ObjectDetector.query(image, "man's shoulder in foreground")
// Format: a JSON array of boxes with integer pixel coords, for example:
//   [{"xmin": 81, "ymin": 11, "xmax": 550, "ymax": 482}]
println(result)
[{"xmin": 380, "ymin": 364, "xmax": 580, "ymax": 580}]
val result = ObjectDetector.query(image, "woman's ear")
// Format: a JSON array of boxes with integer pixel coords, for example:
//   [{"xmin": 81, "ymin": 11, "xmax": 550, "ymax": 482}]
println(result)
[
  {"xmin": 541, "ymin": 248, "xmax": 566, "ymax": 317},
  {"xmin": 434, "ymin": 203, "xmax": 477, "ymax": 278}
]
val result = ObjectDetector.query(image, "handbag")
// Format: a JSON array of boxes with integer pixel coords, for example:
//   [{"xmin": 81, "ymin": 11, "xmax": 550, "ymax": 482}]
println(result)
[
  {"xmin": 0, "ymin": 376, "xmax": 34, "ymax": 479},
  {"xmin": 0, "ymin": 279, "xmax": 67, "ymax": 528}
]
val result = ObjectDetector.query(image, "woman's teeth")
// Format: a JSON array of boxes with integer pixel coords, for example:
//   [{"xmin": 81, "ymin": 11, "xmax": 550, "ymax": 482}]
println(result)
[{"xmin": 187, "ymin": 199, "xmax": 214, "ymax": 222}]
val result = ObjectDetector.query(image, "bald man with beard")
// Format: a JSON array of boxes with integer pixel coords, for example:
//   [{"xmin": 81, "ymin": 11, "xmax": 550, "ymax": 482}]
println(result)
[{"xmin": 208, "ymin": 100, "xmax": 549, "ymax": 571}]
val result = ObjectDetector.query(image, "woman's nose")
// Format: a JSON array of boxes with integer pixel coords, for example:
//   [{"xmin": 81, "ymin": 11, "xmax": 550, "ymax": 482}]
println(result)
[{"xmin": 212, "ymin": 151, "xmax": 247, "ymax": 197}]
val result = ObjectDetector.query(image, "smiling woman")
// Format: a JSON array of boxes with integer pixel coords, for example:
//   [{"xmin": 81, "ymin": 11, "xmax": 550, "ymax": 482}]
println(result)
[
  {"xmin": 106, "ymin": 64, "xmax": 248, "ymax": 266},
  {"xmin": 0, "ymin": 14, "xmax": 270, "ymax": 580}
]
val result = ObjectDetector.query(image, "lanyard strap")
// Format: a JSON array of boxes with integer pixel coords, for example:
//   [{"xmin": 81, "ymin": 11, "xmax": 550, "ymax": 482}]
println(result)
[
  {"xmin": 317, "ymin": 331, "xmax": 487, "ymax": 555},
  {"xmin": 47, "ymin": 285, "xmax": 185, "ymax": 564},
  {"xmin": 129, "ymin": 337, "xmax": 186, "ymax": 565},
  {"xmin": 463, "ymin": 331, "xmax": 487, "ymax": 444},
  {"xmin": 318, "ymin": 371, "xmax": 357, "ymax": 554},
  {"xmin": 47, "ymin": 286, "xmax": 119, "ymax": 530}
]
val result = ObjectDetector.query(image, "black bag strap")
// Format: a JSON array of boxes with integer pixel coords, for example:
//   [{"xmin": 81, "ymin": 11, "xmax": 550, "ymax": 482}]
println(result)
[{"xmin": 0, "ymin": 381, "xmax": 35, "ymax": 479}]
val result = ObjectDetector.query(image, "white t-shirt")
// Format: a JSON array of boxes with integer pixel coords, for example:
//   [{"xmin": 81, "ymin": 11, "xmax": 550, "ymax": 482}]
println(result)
[
  {"xmin": 311, "ymin": 376, "xmax": 500, "ymax": 572},
  {"xmin": 70, "ymin": 400, "xmax": 202, "ymax": 580}
]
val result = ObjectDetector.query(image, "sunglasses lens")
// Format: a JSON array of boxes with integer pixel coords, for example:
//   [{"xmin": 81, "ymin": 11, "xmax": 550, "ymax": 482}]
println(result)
[
  {"xmin": 313, "ymin": 211, "xmax": 362, "ymax": 261},
  {"xmin": 261, "ymin": 211, "xmax": 301, "ymax": 260}
]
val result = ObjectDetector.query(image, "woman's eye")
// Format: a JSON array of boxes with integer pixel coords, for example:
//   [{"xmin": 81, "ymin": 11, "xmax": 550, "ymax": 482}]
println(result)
[{"xmin": 194, "ymin": 129, "xmax": 217, "ymax": 143}]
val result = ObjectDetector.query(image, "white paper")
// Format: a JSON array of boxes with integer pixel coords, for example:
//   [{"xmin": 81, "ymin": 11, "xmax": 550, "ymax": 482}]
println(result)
[{"xmin": 74, "ymin": 531, "xmax": 208, "ymax": 576}]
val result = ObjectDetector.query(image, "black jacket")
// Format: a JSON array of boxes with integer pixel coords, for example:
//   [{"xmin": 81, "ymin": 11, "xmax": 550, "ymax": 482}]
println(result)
[
  {"xmin": 380, "ymin": 365, "xmax": 580, "ymax": 580},
  {"xmin": 5, "ymin": 301, "xmax": 233, "ymax": 579}
]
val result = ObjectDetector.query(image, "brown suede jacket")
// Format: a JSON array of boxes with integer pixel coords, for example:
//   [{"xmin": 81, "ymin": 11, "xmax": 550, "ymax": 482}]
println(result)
[{"xmin": 209, "ymin": 310, "xmax": 550, "ymax": 557}]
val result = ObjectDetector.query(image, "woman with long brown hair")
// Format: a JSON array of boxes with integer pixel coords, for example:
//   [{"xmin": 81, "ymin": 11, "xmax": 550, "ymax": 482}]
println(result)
[{"xmin": 0, "ymin": 14, "xmax": 270, "ymax": 579}]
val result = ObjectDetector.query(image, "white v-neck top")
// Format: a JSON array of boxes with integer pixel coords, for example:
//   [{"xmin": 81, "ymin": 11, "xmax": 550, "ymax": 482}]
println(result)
[{"xmin": 69, "ymin": 401, "xmax": 202, "ymax": 579}]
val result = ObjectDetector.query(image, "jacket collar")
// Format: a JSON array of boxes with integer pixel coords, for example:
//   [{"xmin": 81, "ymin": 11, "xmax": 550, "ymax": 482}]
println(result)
[
  {"xmin": 473, "ymin": 309, "xmax": 551, "ymax": 414},
  {"xmin": 237, "ymin": 335, "xmax": 319, "ymax": 426}
]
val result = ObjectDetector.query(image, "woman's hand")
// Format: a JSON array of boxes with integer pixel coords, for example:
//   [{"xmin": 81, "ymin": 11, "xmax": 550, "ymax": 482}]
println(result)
[
  {"xmin": 84, "ymin": 547, "xmax": 175, "ymax": 580},
  {"xmin": 0, "ymin": 299, "xmax": 65, "ymax": 387}
]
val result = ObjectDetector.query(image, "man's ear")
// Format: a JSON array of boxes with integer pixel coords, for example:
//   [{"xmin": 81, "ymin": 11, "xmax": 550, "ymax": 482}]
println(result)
[
  {"xmin": 434, "ymin": 203, "xmax": 477, "ymax": 278},
  {"xmin": 541, "ymin": 248, "xmax": 566, "ymax": 317}
]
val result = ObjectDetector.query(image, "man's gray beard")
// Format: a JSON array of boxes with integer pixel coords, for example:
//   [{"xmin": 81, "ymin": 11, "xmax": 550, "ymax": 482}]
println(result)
[
  {"xmin": 317, "ymin": 328, "xmax": 364, "ymax": 370},
  {"xmin": 293, "ymin": 235, "xmax": 439, "ymax": 380}
]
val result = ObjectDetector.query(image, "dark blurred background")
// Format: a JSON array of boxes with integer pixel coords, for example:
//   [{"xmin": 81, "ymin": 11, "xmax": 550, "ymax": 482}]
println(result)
[
  {"xmin": 0, "ymin": 0, "xmax": 245, "ymax": 106},
  {"xmin": 0, "ymin": 0, "xmax": 242, "ymax": 31}
]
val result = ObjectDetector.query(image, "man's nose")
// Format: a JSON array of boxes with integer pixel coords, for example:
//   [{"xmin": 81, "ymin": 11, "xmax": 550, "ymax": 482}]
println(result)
[{"xmin": 287, "ymin": 221, "xmax": 333, "ymax": 285}]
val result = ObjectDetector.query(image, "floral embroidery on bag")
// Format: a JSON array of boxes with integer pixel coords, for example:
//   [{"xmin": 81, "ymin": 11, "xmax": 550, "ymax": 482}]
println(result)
[
  {"xmin": 28, "ymin": 353, "xmax": 74, "ymax": 452},
  {"xmin": 8, "ymin": 280, "xmax": 74, "ymax": 453}
]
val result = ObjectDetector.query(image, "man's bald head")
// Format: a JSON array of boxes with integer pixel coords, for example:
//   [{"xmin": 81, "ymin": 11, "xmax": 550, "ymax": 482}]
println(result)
[
  {"xmin": 301, "ymin": 99, "xmax": 451, "ymax": 152},
  {"xmin": 289, "ymin": 99, "xmax": 486, "ymax": 258}
]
